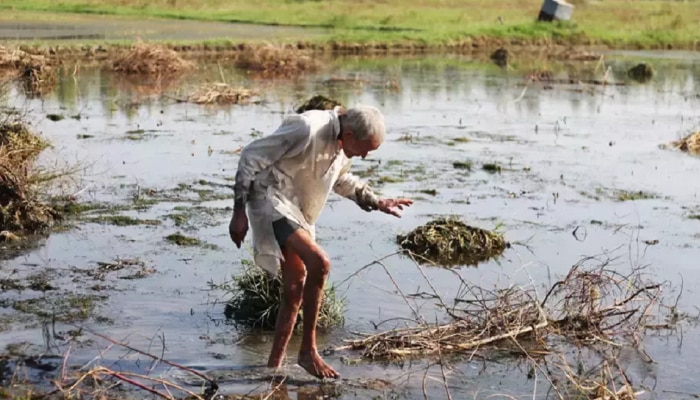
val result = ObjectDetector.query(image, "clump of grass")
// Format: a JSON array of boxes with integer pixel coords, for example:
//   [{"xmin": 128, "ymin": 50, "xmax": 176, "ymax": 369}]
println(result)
[
  {"xmin": 187, "ymin": 83, "xmax": 258, "ymax": 105},
  {"xmin": 0, "ymin": 118, "xmax": 60, "ymax": 236},
  {"xmin": 482, "ymin": 163, "xmax": 502, "ymax": 173},
  {"xmin": 111, "ymin": 42, "xmax": 194, "ymax": 76},
  {"xmin": 616, "ymin": 190, "xmax": 657, "ymax": 202},
  {"xmin": 295, "ymin": 94, "xmax": 343, "ymax": 113},
  {"xmin": 234, "ymin": 45, "xmax": 320, "ymax": 78},
  {"xmin": 216, "ymin": 260, "xmax": 345, "ymax": 330},
  {"xmin": 165, "ymin": 232, "xmax": 202, "ymax": 246},
  {"xmin": 397, "ymin": 217, "xmax": 508, "ymax": 266}
]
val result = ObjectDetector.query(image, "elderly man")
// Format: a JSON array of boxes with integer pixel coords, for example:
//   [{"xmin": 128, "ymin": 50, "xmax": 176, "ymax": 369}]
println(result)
[{"xmin": 229, "ymin": 104, "xmax": 412, "ymax": 379}]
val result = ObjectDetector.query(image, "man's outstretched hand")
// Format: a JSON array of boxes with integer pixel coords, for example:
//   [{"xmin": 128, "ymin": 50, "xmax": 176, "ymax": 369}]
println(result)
[
  {"xmin": 377, "ymin": 198, "xmax": 413, "ymax": 218},
  {"xmin": 229, "ymin": 209, "xmax": 249, "ymax": 248}
]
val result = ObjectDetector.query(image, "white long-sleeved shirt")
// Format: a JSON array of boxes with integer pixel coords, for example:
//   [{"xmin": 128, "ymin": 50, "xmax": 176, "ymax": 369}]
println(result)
[{"xmin": 233, "ymin": 107, "xmax": 379, "ymax": 275}]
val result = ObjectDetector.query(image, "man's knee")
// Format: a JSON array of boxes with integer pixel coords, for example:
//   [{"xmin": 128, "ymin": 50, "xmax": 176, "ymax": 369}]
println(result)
[{"xmin": 307, "ymin": 251, "xmax": 331, "ymax": 279}]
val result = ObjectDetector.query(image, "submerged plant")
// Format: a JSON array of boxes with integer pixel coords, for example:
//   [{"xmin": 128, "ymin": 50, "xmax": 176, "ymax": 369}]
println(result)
[
  {"xmin": 214, "ymin": 260, "xmax": 345, "ymax": 330},
  {"xmin": 397, "ymin": 217, "xmax": 508, "ymax": 266}
]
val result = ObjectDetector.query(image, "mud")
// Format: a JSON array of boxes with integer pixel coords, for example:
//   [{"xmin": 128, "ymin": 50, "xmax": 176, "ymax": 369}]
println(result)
[{"xmin": 0, "ymin": 48, "xmax": 698, "ymax": 399}]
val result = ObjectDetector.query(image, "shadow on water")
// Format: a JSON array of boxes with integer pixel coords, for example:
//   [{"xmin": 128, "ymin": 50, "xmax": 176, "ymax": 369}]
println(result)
[{"xmin": 0, "ymin": 51, "xmax": 699, "ymax": 398}]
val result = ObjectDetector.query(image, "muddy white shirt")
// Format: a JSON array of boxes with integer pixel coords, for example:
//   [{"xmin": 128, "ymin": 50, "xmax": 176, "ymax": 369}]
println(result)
[{"xmin": 233, "ymin": 108, "xmax": 379, "ymax": 276}]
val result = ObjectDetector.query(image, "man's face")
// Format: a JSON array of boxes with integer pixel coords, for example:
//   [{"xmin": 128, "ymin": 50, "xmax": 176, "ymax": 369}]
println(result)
[{"xmin": 342, "ymin": 131, "xmax": 382, "ymax": 159}]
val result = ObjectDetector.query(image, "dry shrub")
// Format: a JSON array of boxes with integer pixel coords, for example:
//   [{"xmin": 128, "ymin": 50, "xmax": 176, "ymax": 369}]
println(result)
[
  {"xmin": 397, "ymin": 217, "xmax": 508, "ymax": 266},
  {"xmin": 234, "ymin": 45, "xmax": 320, "ymax": 78},
  {"xmin": 0, "ymin": 116, "xmax": 59, "ymax": 236},
  {"xmin": 111, "ymin": 42, "xmax": 194, "ymax": 76},
  {"xmin": 187, "ymin": 83, "xmax": 258, "ymax": 105}
]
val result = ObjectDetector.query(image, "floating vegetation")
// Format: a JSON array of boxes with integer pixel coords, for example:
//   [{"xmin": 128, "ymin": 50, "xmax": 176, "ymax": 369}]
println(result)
[
  {"xmin": 186, "ymin": 83, "xmax": 259, "ymax": 105},
  {"xmin": 452, "ymin": 161, "xmax": 472, "ymax": 170},
  {"xmin": 165, "ymin": 232, "xmax": 203, "ymax": 246},
  {"xmin": 418, "ymin": 189, "xmax": 438, "ymax": 196},
  {"xmin": 615, "ymin": 190, "xmax": 658, "ymax": 202},
  {"xmin": 234, "ymin": 45, "xmax": 320, "ymax": 78},
  {"xmin": 46, "ymin": 113, "xmax": 64, "ymax": 122},
  {"xmin": 111, "ymin": 42, "xmax": 194, "ymax": 76},
  {"xmin": 627, "ymin": 63, "xmax": 654, "ymax": 83},
  {"xmin": 84, "ymin": 215, "xmax": 161, "ymax": 226},
  {"xmin": 214, "ymin": 260, "xmax": 345, "ymax": 330},
  {"xmin": 0, "ymin": 292, "xmax": 107, "ymax": 323},
  {"xmin": 482, "ymin": 163, "xmax": 502, "ymax": 173},
  {"xmin": 397, "ymin": 218, "xmax": 508, "ymax": 266}
]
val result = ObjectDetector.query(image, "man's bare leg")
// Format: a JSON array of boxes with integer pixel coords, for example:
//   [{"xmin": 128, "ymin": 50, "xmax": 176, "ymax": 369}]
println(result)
[
  {"xmin": 267, "ymin": 247, "xmax": 306, "ymax": 369},
  {"xmin": 285, "ymin": 231, "xmax": 339, "ymax": 379}
]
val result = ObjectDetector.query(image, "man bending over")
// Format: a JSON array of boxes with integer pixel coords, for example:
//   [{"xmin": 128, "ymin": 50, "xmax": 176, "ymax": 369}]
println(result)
[{"xmin": 229, "ymin": 104, "xmax": 413, "ymax": 379}]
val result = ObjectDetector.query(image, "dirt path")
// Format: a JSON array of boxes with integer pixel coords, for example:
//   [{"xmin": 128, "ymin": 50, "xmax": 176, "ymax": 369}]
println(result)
[{"xmin": 0, "ymin": 11, "xmax": 327, "ymax": 42}]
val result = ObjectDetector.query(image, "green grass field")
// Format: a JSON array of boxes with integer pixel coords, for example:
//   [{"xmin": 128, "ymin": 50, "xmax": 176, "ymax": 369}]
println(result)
[{"xmin": 0, "ymin": 0, "xmax": 699, "ymax": 48}]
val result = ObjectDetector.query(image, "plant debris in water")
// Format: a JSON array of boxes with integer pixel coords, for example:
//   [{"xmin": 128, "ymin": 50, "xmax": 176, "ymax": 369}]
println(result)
[
  {"xmin": 214, "ymin": 260, "xmax": 345, "ymax": 330},
  {"xmin": 187, "ymin": 83, "xmax": 258, "ymax": 105},
  {"xmin": 397, "ymin": 218, "xmax": 507, "ymax": 266},
  {"xmin": 84, "ymin": 215, "xmax": 161, "ymax": 226},
  {"xmin": 336, "ymin": 254, "xmax": 677, "ymax": 399},
  {"xmin": 295, "ymin": 94, "xmax": 343, "ymax": 113},
  {"xmin": 663, "ymin": 131, "xmax": 700, "ymax": 155}
]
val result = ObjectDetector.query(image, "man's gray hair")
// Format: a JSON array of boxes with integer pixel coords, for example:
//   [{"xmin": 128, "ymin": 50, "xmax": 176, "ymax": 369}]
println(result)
[{"xmin": 344, "ymin": 105, "xmax": 385, "ymax": 142}]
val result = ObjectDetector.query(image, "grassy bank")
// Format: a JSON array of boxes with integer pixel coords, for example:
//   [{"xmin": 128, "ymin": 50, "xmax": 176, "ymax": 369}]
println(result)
[{"xmin": 0, "ymin": 0, "xmax": 699, "ymax": 50}]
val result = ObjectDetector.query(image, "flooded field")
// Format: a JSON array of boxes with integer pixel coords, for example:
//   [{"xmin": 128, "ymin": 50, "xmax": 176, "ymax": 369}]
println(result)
[{"xmin": 1, "ymin": 50, "xmax": 700, "ymax": 399}]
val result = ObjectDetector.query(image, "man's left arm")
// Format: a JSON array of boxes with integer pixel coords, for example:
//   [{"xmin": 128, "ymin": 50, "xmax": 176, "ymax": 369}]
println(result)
[{"xmin": 333, "ymin": 163, "xmax": 413, "ymax": 217}]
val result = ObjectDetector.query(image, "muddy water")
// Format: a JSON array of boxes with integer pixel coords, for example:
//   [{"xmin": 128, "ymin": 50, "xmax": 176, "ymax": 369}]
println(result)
[{"xmin": 1, "ymin": 52, "xmax": 700, "ymax": 398}]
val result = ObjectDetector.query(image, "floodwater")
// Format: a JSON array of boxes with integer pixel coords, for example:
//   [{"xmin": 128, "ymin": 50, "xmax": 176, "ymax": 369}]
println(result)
[{"xmin": 1, "ymin": 50, "xmax": 700, "ymax": 399}]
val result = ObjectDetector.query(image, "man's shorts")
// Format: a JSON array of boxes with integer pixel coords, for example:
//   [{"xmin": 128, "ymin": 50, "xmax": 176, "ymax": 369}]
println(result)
[{"xmin": 272, "ymin": 217, "xmax": 300, "ymax": 248}]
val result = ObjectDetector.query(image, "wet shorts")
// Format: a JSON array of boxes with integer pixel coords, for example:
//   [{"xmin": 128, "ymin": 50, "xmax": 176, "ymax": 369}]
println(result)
[{"xmin": 272, "ymin": 217, "xmax": 300, "ymax": 248}]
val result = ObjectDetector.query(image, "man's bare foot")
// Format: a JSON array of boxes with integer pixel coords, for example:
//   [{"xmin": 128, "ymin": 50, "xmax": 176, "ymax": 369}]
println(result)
[{"xmin": 298, "ymin": 351, "xmax": 339, "ymax": 379}]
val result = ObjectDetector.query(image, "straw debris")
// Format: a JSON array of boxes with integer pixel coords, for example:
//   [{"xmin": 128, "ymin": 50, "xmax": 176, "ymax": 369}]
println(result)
[
  {"xmin": 234, "ymin": 45, "xmax": 320, "ymax": 78},
  {"xmin": 397, "ymin": 217, "xmax": 508, "ymax": 266},
  {"xmin": 111, "ymin": 42, "xmax": 194, "ymax": 76},
  {"xmin": 336, "ymin": 252, "xmax": 674, "ymax": 399},
  {"xmin": 214, "ymin": 260, "xmax": 345, "ymax": 330},
  {"xmin": 187, "ymin": 83, "xmax": 258, "ymax": 105},
  {"xmin": 664, "ymin": 131, "xmax": 700, "ymax": 155},
  {"xmin": 295, "ymin": 94, "xmax": 343, "ymax": 113}
]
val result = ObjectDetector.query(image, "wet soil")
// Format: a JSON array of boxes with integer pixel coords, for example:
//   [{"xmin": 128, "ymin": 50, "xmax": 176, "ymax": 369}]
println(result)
[{"xmin": 0, "ymin": 49, "xmax": 699, "ymax": 399}]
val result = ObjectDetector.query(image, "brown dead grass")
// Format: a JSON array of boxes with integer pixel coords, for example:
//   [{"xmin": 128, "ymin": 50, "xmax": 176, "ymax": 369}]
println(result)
[
  {"xmin": 665, "ymin": 131, "xmax": 700, "ymax": 154},
  {"xmin": 0, "ymin": 117, "xmax": 59, "ymax": 236},
  {"xmin": 234, "ymin": 44, "xmax": 320, "ymax": 78},
  {"xmin": 111, "ymin": 42, "xmax": 195, "ymax": 76}
]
